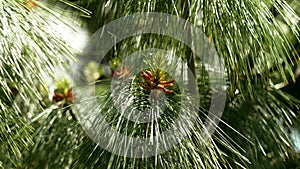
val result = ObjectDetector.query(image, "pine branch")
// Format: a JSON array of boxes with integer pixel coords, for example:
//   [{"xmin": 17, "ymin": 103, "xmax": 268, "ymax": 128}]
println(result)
[{"xmin": 0, "ymin": 0, "xmax": 79, "ymax": 164}]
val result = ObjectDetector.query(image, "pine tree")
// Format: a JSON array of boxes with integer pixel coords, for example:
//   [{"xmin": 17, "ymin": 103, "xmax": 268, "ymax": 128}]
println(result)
[{"xmin": 1, "ymin": 0, "xmax": 300, "ymax": 168}]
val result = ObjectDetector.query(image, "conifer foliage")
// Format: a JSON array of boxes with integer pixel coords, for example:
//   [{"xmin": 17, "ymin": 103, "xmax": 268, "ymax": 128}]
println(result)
[{"xmin": 1, "ymin": 0, "xmax": 300, "ymax": 168}]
